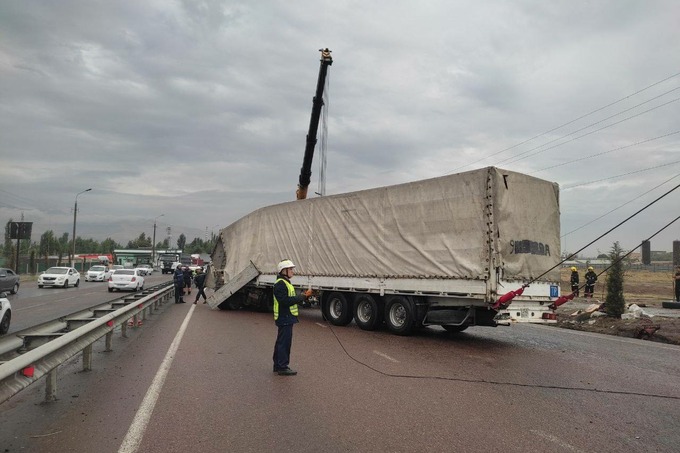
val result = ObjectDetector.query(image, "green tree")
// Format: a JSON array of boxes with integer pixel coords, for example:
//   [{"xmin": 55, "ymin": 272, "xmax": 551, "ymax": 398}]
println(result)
[
  {"xmin": 56, "ymin": 232, "xmax": 69, "ymax": 265},
  {"xmin": 604, "ymin": 241, "xmax": 626, "ymax": 318},
  {"xmin": 127, "ymin": 232, "xmax": 152, "ymax": 249},
  {"xmin": 177, "ymin": 233, "xmax": 186, "ymax": 250},
  {"xmin": 39, "ymin": 230, "xmax": 56, "ymax": 266},
  {"xmin": 100, "ymin": 238, "xmax": 119, "ymax": 254}
]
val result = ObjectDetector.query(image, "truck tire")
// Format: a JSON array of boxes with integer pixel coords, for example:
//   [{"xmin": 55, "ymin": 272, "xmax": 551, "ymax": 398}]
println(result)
[
  {"xmin": 353, "ymin": 294, "xmax": 383, "ymax": 331},
  {"xmin": 322, "ymin": 292, "xmax": 353, "ymax": 326},
  {"xmin": 384, "ymin": 295, "xmax": 417, "ymax": 336}
]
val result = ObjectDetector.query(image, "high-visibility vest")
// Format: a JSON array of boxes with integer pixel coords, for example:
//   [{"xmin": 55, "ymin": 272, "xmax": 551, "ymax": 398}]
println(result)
[{"xmin": 273, "ymin": 278, "xmax": 299, "ymax": 320}]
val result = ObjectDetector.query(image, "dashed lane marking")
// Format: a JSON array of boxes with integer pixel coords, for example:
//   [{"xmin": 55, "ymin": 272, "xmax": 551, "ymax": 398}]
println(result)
[
  {"xmin": 530, "ymin": 429, "xmax": 587, "ymax": 453},
  {"xmin": 373, "ymin": 350, "xmax": 399, "ymax": 363}
]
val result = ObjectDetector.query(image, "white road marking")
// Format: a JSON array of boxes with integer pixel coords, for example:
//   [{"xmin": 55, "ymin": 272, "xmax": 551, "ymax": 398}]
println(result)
[
  {"xmin": 118, "ymin": 304, "xmax": 195, "ymax": 453},
  {"xmin": 315, "ymin": 322, "xmax": 328, "ymax": 328},
  {"xmin": 373, "ymin": 350, "xmax": 399, "ymax": 363},
  {"xmin": 530, "ymin": 429, "xmax": 587, "ymax": 453}
]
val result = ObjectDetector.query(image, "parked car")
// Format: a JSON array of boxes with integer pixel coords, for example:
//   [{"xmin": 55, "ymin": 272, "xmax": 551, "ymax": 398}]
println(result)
[
  {"xmin": 108, "ymin": 269, "xmax": 144, "ymax": 292},
  {"xmin": 38, "ymin": 267, "xmax": 81, "ymax": 288},
  {"xmin": 0, "ymin": 268, "xmax": 20, "ymax": 294},
  {"xmin": 85, "ymin": 265, "xmax": 109, "ymax": 282},
  {"xmin": 0, "ymin": 291, "xmax": 11, "ymax": 335},
  {"xmin": 136, "ymin": 264, "xmax": 153, "ymax": 276}
]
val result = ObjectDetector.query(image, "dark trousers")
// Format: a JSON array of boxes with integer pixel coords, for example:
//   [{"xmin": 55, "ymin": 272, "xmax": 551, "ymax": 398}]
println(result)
[
  {"xmin": 675, "ymin": 281, "xmax": 680, "ymax": 302},
  {"xmin": 174, "ymin": 284, "xmax": 184, "ymax": 303},
  {"xmin": 584, "ymin": 284, "xmax": 595, "ymax": 297},
  {"xmin": 571, "ymin": 284, "xmax": 579, "ymax": 296},
  {"xmin": 195, "ymin": 286, "xmax": 207, "ymax": 302},
  {"xmin": 273, "ymin": 323, "xmax": 293, "ymax": 370}
]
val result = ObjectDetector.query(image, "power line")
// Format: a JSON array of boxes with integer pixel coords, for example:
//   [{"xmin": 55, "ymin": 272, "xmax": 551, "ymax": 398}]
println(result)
[
  {"xmin": 497, "ymin": 96, "xmax": 680, "ymax": 166},
  {"xmin": 562, "ymin": 173, "xmax": 680, "ymax": 238},
  {"xmin": 449, "ymin": 71, "xmax": 680, "ymax": 173},
  {"xmin": 562, "ymin": 160, "xmax": 680, "ymax": 190},
  {"xmin": 531, "ymin": 130, "xmax": 680, "ymax": 174}
]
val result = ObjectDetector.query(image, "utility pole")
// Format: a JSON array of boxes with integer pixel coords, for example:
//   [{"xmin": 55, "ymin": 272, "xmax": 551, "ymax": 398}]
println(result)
[
  {"xmin": 71, "ymin": 188, "xmax": 92, "ymax": 268},
  {"xmin": 152, "ymin": 214, "xmax": 164, "ymax": 268}
]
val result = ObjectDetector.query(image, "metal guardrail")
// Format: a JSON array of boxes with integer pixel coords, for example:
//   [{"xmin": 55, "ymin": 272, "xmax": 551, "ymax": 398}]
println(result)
[{"xmin": 0, "ymin": 283, "xmax": 174, "ymax": 405}]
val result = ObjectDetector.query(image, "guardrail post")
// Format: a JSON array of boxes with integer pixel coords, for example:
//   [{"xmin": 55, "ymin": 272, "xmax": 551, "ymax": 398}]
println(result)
[
  {"xmin": 83, "ymin": 344, "xmax": 92, "ymax": 371},
  {"xmin": 105, "ymin": 331, "xmax": 113, "ymax": 352},
  {"xmin": 121, "ymin": 320, "xmax": 128, "ymax": 338},
  {"xmin": 45, "ymin": 369, "xmax": 57, "ymax": 402}
]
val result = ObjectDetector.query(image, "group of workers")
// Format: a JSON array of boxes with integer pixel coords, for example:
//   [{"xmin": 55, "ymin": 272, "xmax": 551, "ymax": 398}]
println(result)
[
  {"xmin": 173, "ymin": 265, "xmax": 208, "ymax": 304},
  {"xmin": 571, "ymin": 265, "xmax": 680, "ymax": 302},
  {"xmin": 569, "ymin": 266, "xmax": 598, "ymax": 298}
]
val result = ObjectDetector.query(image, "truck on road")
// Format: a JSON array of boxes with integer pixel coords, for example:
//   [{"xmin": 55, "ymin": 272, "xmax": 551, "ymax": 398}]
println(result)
[
  {"xmin": 208, "ymin": 166, "xmax": 561, "ymax": 335},
  {"xmin": 159, "ymin": 252, "xmax": 181, "ymax": 274}
]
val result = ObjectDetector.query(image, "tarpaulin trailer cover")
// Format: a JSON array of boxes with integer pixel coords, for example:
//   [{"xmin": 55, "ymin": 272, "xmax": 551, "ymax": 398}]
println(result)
[{"xmin": 213, "ymin": 166, "xmax": 560, "ymax": 286}]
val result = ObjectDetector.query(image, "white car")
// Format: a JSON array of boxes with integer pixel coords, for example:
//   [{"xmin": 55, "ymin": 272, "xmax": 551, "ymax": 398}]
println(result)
[
  {"xmin": 85, "ymin": 265, "xmax": 109, "ymax": 282},
  {"xmin": 105, "ymin": 265, "xmax": 124, "ymax": 280},
  {"xmin": 136, "ymin": 264, "xmax": 153, "ymax": 276},
  {"xmin": 38, "ymin": 267, "xmax": 81, "ymax": 288},
  {"xmin": 108, "ymin": 269, "xmax": 145, "ymax": 292},
  {"xmin": 0, "ymin": 291, "xmax": 11, "ymax": 335}
]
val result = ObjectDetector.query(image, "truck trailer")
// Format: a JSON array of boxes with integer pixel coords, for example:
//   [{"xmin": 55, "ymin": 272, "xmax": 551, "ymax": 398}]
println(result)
[{"xmin": 207, "ymin": 166, "xmax": 561, "ymax": 335}]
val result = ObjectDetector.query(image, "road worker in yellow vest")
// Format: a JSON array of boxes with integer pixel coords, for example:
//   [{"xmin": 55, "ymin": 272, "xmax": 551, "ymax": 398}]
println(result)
[{"xmin": 272, "ymin": 259, "xmax": 312, "ymax": 376}]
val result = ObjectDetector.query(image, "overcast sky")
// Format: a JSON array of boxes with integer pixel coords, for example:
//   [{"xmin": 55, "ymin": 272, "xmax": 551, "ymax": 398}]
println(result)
[{"xmin": 1, "ymin": 0, "xmax": 679, "ymax": 258}]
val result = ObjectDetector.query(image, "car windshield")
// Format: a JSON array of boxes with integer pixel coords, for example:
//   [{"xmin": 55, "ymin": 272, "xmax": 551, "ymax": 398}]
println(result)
[
  {"xmin": 112, "ymin": 265, "xmax": 124, "ymax": 269},
  {"xmin": 45, "ymin": 268, "xmax": 68, "ymax": 274},
  {"xmin": 117, "ymin": 270, "xmax": 134, "ymax": 275},
  {"xmin": 90, "ymin": 266, "xmax": 106, "ymax": 271},
  {"xmin": 139, "ymin": 265, "xmax": 150, "ymax": 268}
]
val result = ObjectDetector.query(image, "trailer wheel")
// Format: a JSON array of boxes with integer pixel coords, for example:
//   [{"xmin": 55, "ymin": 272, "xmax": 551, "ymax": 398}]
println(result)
[
  {"xmin": 442, "ymin": 325, "xmax": 469, "ymax": 333},
  {"xmin": 353, "ymin": 294, "xmax": 382, "ymax": 331},
  {"xmin": 384, "ymin": 295, "xmax": 416, "ymax": 336},
  {"xmin": 322, "ymin": 292, "xmax": 353, "ymax": 326}
]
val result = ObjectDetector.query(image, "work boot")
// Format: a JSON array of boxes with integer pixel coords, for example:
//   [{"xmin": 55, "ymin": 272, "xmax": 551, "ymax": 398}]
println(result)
[{"xmin": 277, "ymin": 368, "xmax": 297, "ymax": 376}]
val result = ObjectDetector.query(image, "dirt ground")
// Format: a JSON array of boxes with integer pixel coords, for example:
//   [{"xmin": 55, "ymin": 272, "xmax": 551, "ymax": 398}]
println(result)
[{"xmin": 552, "ymin": 267, "xmax": 680, "ymax": 345}]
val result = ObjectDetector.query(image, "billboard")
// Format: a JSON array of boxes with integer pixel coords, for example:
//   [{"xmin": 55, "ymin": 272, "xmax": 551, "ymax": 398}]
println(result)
[{"xmin": 9, "ymin": 222, "xmax": 32, "ymax": 240}]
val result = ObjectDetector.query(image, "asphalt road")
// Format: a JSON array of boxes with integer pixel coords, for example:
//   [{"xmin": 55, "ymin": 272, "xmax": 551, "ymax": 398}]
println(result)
[{"xmin": 1, "ymin": 292, "xmax": 679, "ymax": 453}]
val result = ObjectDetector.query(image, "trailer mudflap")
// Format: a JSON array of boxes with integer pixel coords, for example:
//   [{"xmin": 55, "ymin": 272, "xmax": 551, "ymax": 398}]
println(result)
[{"xmin": 206, "ymin": 262, "xmax": 260, "ymax": 309}]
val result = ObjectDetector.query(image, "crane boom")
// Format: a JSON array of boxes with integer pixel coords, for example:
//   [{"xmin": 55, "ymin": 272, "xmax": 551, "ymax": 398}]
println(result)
[{"xmin": 296, "ymin": 48, "xmax": 333, "ymax": 200}]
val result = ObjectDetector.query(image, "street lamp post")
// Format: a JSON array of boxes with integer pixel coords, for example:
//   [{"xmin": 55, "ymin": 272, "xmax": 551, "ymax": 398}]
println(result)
[
  {"xmin": 71, "ymin": 188, "xmax": 92, "ymax": 268},
  {"xmin": 152, "ymin": 214, "xmax": 164, "ymax": 268}
]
